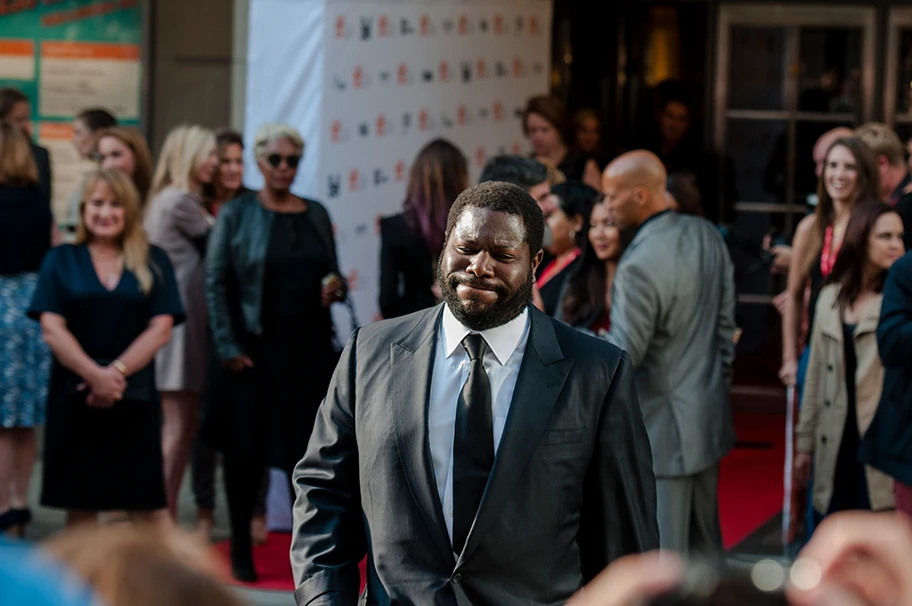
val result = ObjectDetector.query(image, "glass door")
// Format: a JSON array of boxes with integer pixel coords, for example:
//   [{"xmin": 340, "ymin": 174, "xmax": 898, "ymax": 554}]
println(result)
[
  {"xmin": 885, "ymin": 8, "xmax": 912, "ymax": 144},
  {"xmin": 714, "ymin": 5, "xmax": 876, "ymax": 402}
]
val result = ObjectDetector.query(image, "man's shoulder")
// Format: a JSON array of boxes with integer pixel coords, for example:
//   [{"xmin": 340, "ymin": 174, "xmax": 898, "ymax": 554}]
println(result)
[
  {"xmin": 891, "ymin": 251, "xmax": 912, "ymax": 279},
  {"xmin": 546, "ymin": 313, "xmax": 626, "ymax": 370},
  {"xmin": 356, "ymin": 305, "xmax": 440, "ymax": 348}
]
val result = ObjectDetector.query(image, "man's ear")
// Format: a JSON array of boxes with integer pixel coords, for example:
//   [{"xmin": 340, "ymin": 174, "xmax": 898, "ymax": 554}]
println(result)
[
  {"xmin": 531, "ymin": 248, "xmax": 545, "ymax": 274},
  {"xmin": 633, "ymin": 185, "xmax": 649, "ymax": 207}
]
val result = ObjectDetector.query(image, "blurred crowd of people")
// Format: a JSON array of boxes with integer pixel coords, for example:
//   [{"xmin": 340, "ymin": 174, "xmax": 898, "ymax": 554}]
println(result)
[{"xmin": 1, "ymin": 73, "xmax": 912, "ymax": 606}]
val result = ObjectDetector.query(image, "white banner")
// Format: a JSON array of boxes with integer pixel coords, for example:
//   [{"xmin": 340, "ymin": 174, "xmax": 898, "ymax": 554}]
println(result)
[{"xmin": 246, "ymin": 0, "xmax": 553, "ymax": 329}]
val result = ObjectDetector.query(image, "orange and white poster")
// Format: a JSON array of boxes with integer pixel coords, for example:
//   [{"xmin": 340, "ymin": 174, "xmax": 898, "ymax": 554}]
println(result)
[
  {"xmin": 39, "ymin": 41, "xmax": 140, "ymax": 119},
  {"xmin": 0, "ymin": 40, "xmax": 35, "ymax": 80}
]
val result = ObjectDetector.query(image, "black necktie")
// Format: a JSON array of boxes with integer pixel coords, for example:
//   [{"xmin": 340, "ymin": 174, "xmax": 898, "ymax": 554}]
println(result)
[{"xmin": 452, "ymin": 333, "xmax": 494, "ymax": 554}]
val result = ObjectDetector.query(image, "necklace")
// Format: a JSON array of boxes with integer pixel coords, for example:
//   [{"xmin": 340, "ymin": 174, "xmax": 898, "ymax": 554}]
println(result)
[{"xmin": 89, "ymin": 247, "xmax": 121, "ymax": 262}]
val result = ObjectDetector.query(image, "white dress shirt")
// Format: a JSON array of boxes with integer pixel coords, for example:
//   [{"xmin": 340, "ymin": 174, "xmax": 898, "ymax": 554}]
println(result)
[{"xmin": 428, "ymin": 305, "xmax": 530, "ymax": 547}]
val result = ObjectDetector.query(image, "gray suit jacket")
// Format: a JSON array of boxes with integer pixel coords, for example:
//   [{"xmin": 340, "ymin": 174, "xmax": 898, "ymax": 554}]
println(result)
[
  {"xmin": 291, "ymin": 305, "xmax": 659, "ymax": 606},
  {"xmin": 606, "ymin": 211, "xmax": 736, "ymax": 478}
]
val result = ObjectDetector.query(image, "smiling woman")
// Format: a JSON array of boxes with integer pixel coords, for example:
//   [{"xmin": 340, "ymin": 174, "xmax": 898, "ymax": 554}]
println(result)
[{"xmin": 27, "ymin": 168, "xmax": 184, "ymax": 529}]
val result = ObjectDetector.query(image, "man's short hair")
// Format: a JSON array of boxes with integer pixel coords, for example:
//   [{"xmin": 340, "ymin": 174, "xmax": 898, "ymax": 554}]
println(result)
[
  {"xmin": 478, "ymin": 155, "xmax": 548, "ymax": 191},
  {"xmin": 445, "ymin": 181, "xmax": 545, "ymax": 255},
  {"xmin": 855, "ymin": 122, "xmax": 906, "ymax": 167}
]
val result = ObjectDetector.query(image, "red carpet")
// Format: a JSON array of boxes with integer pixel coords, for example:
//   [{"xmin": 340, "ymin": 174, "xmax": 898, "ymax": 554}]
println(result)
[
  {"xmin": 215, "ymin": 412, "xmax": 786, "ymax": 590},
  {"xmin": 719, "ymin": 412, "xmax": 786, "ymax": 548}
]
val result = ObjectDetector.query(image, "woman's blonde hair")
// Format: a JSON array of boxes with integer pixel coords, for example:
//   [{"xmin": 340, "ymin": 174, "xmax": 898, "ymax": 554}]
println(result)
[
  {"xmin": 150, "ymin": 124, "xmax": 216, "ymax": 196},
  {"xmin": 43, "ymin": 524, "xmax": 244, "ymax": 606},
  {"xmin": 0, "ymin": 123, "xmax": 38, "ymax": 187},
  {"xmin": 76, "ymin": 168, "xmax": 155, "ymax": 294},
  {"xmin": 94, "ymin": 127, "xmax": 154, "ymax": 202},
  {"xmin": 253, "ymin": 123, "xmax": 305, "ymax": 159}
]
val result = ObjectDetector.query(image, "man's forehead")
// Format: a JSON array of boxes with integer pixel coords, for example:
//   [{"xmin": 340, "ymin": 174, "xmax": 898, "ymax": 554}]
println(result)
[{"xmin": 453, "ymin": 208, "xmax": 524, "ymax": 236}]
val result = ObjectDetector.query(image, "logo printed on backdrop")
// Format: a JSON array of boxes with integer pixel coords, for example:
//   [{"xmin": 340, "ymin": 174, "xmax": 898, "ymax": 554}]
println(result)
[
  {"xmin": 513, "ymin": 57, "xmax": 525, "ymax": 77},
  {"xmin": 442, "ymin": 18, "xmax": 454, "ymax": 33},
  {"xmin": 476, "ymin": 57, "xmax": 487, "ymax": 79},
  {"xmin": 349, "ymin": 168, "xmax": 363, "ymax": 192},
  {"xmin": 358, "ymin": 122, "xmax": 370, "ymax": 137},
  {"xmin": 400, "ymin": 18, "xmax": 416, "ymax": 36},
  {"xmin": 475, "ymin": 146, "xmax": 486, "ymax": 167},
  {"xmin": 457, "ymin": 104, "xmax": 469, "ymax": 126},
  {"xmin": 493, "ymin": 14, "xmax": 505, "ymax": 34},
  {"xmin": 378, "ymin": 14, "xmax": 391, "ymax": 37},
  {"xmin": 421, "ymin": 70, "xmax": 434, "ymax": 83},
  {"xmin": 493, "ymin": 100, "xmax": 504, "ymax": 121},
  {"xmin": 327, "ymin": 174, "xmax": 342, "ymax": 198},
  {"xmin": 441, "ymin": 113, "xmax": 454, "ymax": 129},
  {"xmin": 374, "ymin": 168, "xmax": 389, "ymax": 186},
  {"xmin": 459, "ymin": 14, "xmax": 471, "ymax": 35},
  {"xmin": 375, "ymin": 114, "xmax": 389, "ymax": 137},
  {"xmin": 332, "ymin": 76, "xmax": 347, "ymax": 91},
  {"xmin": 401, "ymin": 112, "xmax": 413, "ymax": 133},
  {"xmin": 420, "ymin": 14, "xmax": 433, "ymax": 36},
  {"xmin": 353, "ymin": 65, "xmax": 368, "ymax": 88},
  {"xmin": 335, "ymin": 15, "xmax": 351, "ymax": 39},
  {"xmin": 532, "ymin": 61, "xmax": 544, "ymax": 75},
  {"xmin": 395, "ymin": 160, "xmax": 407, "ymax": 182},
  {"xmin": 418, "ymin": 109, "xmax": 431, "ymax": 131},
  {"xmin": 515, "ymin": 15, "xmax": 525, "ymax": 32},
  {"xmin": 478, "ymin": 107, "xmax": 490, "ymax": 119},
  {"xmin": 397, "ymin": 62, "xmax": 413, "ymax": 85},
  {"xmin": 461, "ymin": 61, "xmax": 472, "ymax": 83},
  {"xmin": 360, "ymin": 17, "xmax": 373, "ymax": 41},
  {"xmin": 479, "ymin": 18, "xmax": 489, "ymax": 33},
  {"xmin": 331, "ymin": 120, "xmax": 348, "ymax": 143},
  {"xmin": 379, "ymin": 70, "xmax": 392, "ymax": 83},
  {"xmin": 530, "ymin": 15, "xmax": 541, "ymax": 36},
  {"xmin": 495, "ymin": 60, "xmax": 508, "ymax": 78},
  {"xmin": 511, "ymin": 142, "xmax": 523, "ymax": 155},
  {"xmin": 439, "ymin": 60, "xmax": 450, "ymax": 82}
]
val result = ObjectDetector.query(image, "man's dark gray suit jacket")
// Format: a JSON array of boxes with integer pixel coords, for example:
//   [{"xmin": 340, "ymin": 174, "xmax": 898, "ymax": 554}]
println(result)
[{"xmin": 291, "ymin": 304, "xmax": 659, "ymax": 606}]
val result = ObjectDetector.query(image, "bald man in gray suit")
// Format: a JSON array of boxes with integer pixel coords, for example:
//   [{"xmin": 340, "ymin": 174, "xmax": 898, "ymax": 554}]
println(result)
[{"xmin": 600, "ymin": 151, "xmax": 737, "ymax": 555}]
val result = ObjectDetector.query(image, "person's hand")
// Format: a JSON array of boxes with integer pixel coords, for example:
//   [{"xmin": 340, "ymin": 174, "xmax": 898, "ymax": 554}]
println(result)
[
  {"xmin": 83, "ymin": 365, "xmax": 126, "ymax": 403},
  {"xmin": 774, "ymin": 290, "xmax": 789, "ymax": 316},
  {"xmin": 780, "ymin": 359, "xmax": 798, "ymax": 387},
  {"xmin": 770, "ymin": 245, "xmax": 793, "ymax": 275},
  {"xmin": 568, "ymin": 551, "xmax": 683, "ymax": 606},
  {"xmin": 321, "ymin": 274, "xmax": 345, "ymax": 307},
  {"xmin": 795, "ymin": 452, "xmax": 812, "ymax": 485},
  {"xmin": 788, "ymin": 511, "xmax": 912, "ymax": 606},
  {"xmin": 85, "ymin": 392, "xmax": 115, "ymax": 408},
  {"xmin": 223, "ymin": 355, "xmax": 254, "ymax": 373}
]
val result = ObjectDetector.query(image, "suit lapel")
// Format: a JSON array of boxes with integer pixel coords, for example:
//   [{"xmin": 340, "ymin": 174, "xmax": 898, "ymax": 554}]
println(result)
[
  {"xmin": 389, "ymin": 305, "xmax": 455, "ymax": 566},
  {"xmin": 458, "ymin": 308, "xmax": 573, "ymax": 564}
]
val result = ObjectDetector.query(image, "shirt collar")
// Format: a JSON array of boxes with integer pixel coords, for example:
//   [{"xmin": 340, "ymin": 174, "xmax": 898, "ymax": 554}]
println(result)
[{"xmin": 442, "ymin": 305, "xmax": 529, "ymax": 365}]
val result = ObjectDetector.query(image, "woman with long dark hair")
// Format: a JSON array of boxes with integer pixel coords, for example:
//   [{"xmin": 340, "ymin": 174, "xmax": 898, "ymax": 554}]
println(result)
[
  {"xmin": 795, "ymin": 200, "xmax": 905, "ymax": 520},
  {"xmin": 379, "ymin": 139, "xmax": 467, "ymax": 318},
  {"xmin": 557, "ymin": 194, "xmax": 623, "ymax": 335}
]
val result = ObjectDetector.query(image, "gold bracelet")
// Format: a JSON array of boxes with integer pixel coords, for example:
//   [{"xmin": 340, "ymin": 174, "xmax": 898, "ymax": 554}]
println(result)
[{"xmin": 112, "ymin": 360, "xmax": 127, "ymax": 375}]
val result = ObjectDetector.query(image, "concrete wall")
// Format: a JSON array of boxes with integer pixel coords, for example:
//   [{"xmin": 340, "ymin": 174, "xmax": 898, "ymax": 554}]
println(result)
[{"xmin": 148, "ymin": 0, "xmax": 248, "ymax": 153}]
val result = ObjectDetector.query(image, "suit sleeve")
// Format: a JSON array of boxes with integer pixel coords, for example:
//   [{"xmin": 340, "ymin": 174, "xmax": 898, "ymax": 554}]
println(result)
[
  {"xmin": 579, "ymin": 351, "xmax": 659, "ymax": 581},
  {"xmin": 605, "ymin": 260, "xmax": 659, "ymax": 367},
  {"xmin": 877, "ymin": 257, "xmax": 912, "ymax": 367},
  {"xmin": 291, "ymin": 329, "xmax": 365, "ymax": 606},
  {"xmin": 717, "ymin": 249, "xmax": 737, "ymax": 389}
]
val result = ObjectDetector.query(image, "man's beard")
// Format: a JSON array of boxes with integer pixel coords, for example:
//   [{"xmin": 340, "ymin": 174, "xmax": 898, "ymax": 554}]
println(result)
[{"xmin": 437, "ymin": 265, "xmax": 533, "ymax": 331}]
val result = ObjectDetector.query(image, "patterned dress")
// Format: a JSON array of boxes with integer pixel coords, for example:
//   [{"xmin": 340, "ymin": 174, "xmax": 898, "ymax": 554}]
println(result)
[{"xmin": 0, "ymin": 184, "xmax": 53, "ymax": 428}]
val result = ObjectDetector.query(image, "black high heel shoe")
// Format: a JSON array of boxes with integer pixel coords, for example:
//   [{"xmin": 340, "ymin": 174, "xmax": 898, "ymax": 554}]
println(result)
[
  {"xmin": 0, "ymin": 509, "xmax": 20, "ymax": 537},
  {"xmin": 11, "ymin": 508, "xmax": 31, "ymax": 538},
  {"xmin": 230, "ymin": 538, "xmax": 258, "ymax": 583}
]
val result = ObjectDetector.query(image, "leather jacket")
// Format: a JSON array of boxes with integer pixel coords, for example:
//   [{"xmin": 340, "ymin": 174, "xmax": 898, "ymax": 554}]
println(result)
[{"xmin": 205, "ymin": 192, "xmax": 344, "ymax": 361}]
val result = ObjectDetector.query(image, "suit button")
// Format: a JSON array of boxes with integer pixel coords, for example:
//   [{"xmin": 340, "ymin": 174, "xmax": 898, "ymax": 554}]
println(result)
[{"xmin": 452, "ymin": 573, "xmax": 462, "ymax": 584}]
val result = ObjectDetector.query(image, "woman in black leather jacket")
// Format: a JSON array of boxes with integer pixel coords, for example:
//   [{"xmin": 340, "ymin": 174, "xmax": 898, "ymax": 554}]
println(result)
[{"xmin": 203, "ymin": 123, "xmax": 346, "ymax": 582}]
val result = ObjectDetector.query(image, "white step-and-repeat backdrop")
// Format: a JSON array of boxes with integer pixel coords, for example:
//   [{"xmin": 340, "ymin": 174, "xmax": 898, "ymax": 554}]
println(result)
[{"xmin": 246, "ymin": 0, "xmax": 553, "ymax": 330}]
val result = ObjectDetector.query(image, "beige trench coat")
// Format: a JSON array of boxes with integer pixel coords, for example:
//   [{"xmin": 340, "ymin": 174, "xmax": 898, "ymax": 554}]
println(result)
[{"xmin": 796, "ymin": 284, "xmax": 894, "ymax": 513}]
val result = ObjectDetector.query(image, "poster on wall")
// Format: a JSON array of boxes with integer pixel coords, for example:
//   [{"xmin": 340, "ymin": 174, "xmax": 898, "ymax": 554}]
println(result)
[{"xmin": 0, "ymin": 1, "xmax": 144, "ymax": 222}]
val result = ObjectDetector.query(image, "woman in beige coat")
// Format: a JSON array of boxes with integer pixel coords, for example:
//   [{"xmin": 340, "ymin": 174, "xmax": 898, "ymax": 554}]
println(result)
[{"xmin": 796, "ymin": 201, "xmax": 905, "ymax": 520}]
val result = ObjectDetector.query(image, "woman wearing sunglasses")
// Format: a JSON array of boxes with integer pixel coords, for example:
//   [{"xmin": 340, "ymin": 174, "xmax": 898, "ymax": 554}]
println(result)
[{"xmin": 203, "ymin": 123, "xmax": 346, "ymax": 581}]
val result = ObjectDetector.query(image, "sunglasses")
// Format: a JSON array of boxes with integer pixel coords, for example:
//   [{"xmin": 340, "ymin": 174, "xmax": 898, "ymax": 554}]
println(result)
[{"xmin": 266, "ymin": 153, "xmax": 301, "ymax": 169}]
